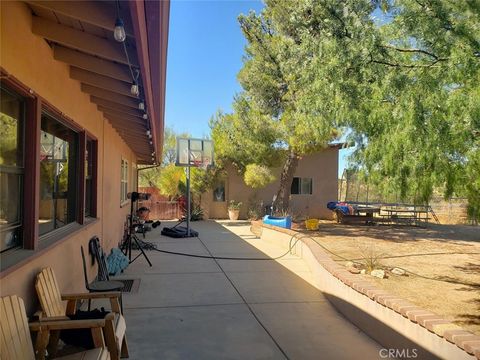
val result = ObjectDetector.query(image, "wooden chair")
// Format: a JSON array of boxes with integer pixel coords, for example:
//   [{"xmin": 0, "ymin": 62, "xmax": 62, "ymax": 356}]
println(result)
[
  {"xmin": 35, "ymin": 268, "xmax": 129, "ymax": 359},
  {"xmin": 81, "ymin": 244, "xmax": 124, "ymax": 312},
  {"xmin": 0, "ymin": 295, "xmax": 110, "ymax": 360}
]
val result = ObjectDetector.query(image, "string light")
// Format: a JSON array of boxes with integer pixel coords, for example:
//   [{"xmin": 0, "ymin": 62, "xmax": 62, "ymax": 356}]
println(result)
[
  {"xmin": 130, "ymin": 83, "xmax": 139, "ymax": 96},
  {"xmin": 114, "ymin": 18, "xmax": 126, "ymax": 42},
  {"xmin": 113, "ymin": 1, "xmax": 126, "ymax": 42}
]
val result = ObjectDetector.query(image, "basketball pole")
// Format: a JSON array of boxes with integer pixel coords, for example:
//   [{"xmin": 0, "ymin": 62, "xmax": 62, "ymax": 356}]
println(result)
[{"xmin": 186, "ymin": 165, "xmax": 191, "ymax": 237}]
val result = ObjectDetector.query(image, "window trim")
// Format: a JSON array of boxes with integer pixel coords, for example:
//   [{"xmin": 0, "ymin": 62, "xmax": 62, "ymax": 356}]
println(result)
[
  {"xmin": 85, "ymin": 136, "xmax": 98, "ymax": 218},
  {"xmin": 0, "ymin": 70, "xmax": 98, "ymax": 263},
  {"xmin": 38, "ymin": 110, "xmax": 81, "ymax": 234},
  {"xmin": 120, "ymin": 158, "xmax": 129, "ymax": 206},
  {"xmin": 291, "ymin": 177, "xmax": 313, "ymax": 195}
]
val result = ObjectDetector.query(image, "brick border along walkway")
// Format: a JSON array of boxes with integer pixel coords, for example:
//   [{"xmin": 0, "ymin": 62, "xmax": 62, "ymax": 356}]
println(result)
[{"xmin": 256, "ymin": 222, "xmax": 480, "ymax": 359}]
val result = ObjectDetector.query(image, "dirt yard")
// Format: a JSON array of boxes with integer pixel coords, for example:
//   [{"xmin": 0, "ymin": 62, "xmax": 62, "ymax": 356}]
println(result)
[{"xmin": 303, "ymin": 222, "xmax": 480, "ymax": 335}]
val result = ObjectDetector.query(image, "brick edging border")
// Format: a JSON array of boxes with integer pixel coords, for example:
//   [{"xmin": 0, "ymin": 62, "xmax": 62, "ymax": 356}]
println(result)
[{"xmin": 255, "ymin": 222, "xmax": 480, "ymax": 359}]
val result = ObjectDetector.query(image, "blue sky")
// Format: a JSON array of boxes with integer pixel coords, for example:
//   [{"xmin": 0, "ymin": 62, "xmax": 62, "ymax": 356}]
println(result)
[{"xmin": 165, "ymin": 0, "xmax": 352, "ymax": 177}]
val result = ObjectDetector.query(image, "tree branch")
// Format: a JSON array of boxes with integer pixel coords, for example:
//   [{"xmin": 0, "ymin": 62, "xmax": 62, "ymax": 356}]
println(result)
[{"xmin": 382, "ymin": 44, "xmax": 445, "ymax": 60}]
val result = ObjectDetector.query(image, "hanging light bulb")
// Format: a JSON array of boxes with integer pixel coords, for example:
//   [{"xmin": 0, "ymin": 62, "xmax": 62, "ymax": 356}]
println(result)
[
  {"xmin": 149, "ymin": 140, "xmax": 153, "ymax": 145},
  {"xmin": 114, "ymin": 18, "xmax": 126, "ymax": 42},
  {"xmin": 151, "ymin": 152, "xmax": 155, "ymax": 156},
  {"xmin": 143, "ymin": 113, "xmax": 148, "ymax": 120},
  {"xmin": 138, "ymin": 101, "xmax": 145, "ymax": 110},
  {"xmin": 130, "ymin": 83, "xmax": 139, "ymax": 97},
  {"xmin": 146, "ymin": 130, "xmax": 151, "ymax": 136},
  {"xmin": 148, "ymin": 134, "xmax": 152, "ymax": 139}
]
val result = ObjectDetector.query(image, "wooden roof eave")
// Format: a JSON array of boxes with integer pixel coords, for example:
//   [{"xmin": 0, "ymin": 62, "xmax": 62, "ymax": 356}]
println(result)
[{"xmin": 128, "ymin": 0, "xmax": 169, "ymax": 164}]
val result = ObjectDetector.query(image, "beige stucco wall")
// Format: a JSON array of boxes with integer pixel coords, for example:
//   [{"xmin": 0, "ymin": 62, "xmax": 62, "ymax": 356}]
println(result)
[
  {"xmin": 0, "ymin": 2, "xmax": 138, "ymax": 313},
  {"xmin": 204, "ymin": 149, "xmax": 339, "ymax": 220}
]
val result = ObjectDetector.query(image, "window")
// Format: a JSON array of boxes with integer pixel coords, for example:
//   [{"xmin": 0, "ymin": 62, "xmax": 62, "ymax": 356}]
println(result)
[
  {"xmin": 85, "ymin": 138, "xmax": 97, "ymax": 217},
  {"xmin": 38, "ymin": 113, "xmax": 78, "ymax": 235},
  {"xmin": 213, "ymin": 182, "xmax": 225, "ymax": 202},
  {"xmin": 120, "ymin": 158, "xmax": 128, "ymax": 204},
  {"xmin": 291, "ymin": 177, "xmax": 313, "ymax": 195},
  {"xmin": 0, "ymin": 86, "xmax": 25, "ymax": 251}
]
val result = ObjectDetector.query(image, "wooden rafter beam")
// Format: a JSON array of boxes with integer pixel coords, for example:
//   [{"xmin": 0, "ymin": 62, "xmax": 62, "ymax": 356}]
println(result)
[
  {"xmin": 54, "ymin": 46, "xmax": 131, "ymax": 82},
  {"xmin": 32, "ymin": 16, "xmax": 139, "ymax": 67},
  {"xmin": 103, "ymin": 113, "xmax": 147, "ymax": 129},
  {"xmin": 26, "ymin": 1, "xmax": 135, "ymax": 37},
  {"xmin": 91, "ymin": 97, "xmax": 144, "ymax": 118},
  {"xmin": 81, "ymin": 84, "xmax": 139, "ymax": 109},
  {"xmin": 100, "ymin": 107, "xmax": 146, "ymax": 125},
  {"xmin": 70, "ymin": 67, "xmax": 137, "ymax": 98}
]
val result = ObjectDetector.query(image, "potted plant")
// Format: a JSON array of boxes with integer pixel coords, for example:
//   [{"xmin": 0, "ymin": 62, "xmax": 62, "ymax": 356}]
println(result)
[{"xmin": 228, "ymin": 200, "xmax": 242, "ymax": 220}]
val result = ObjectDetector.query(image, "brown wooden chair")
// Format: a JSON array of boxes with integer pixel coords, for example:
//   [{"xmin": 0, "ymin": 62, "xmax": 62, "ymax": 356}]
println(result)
[
  {"xmin": 35, "ymin": 268, "xmax": 129, "ymax": 359},
  {"xmin": 0, "ymin": 295, "xmax": 110, "ymax": 360}
]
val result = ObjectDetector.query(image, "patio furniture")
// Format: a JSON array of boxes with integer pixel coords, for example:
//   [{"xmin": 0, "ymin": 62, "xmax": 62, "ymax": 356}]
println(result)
[
  {"xmin": 382, "ymin": 206, "xmax": 430, "ymax": 226},
  {"xmin": 82, "ymin": 240, "xmax": 125, "ymax": 312},
  {"xmin": 0, "ymin": 295, "xmax": 110, "ymax": 360},
  {"xmin": 35, "ymin": 268, "xmax": 129, "ymax": 359}
]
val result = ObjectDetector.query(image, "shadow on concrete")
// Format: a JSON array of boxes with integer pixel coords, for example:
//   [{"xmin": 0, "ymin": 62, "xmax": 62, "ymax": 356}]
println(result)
[
  {"xmin": 324, "ymin": 293, "xmax": 438, "ymax": 360},
  {"xmin": 121, "ymin": 220, "xmax": 451, "ymax": 359}
]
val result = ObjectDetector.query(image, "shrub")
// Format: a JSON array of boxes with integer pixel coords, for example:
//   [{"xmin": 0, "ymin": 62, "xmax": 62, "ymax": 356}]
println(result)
[{"xmin": 244, "ymin": 164, "xmax": 276, "ymax": 189}]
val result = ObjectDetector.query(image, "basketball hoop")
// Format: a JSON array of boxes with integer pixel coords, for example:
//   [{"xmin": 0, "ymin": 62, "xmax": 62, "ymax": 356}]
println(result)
[
  {"xmin": 164, "ymin": 138, "xmax": 214, "ymax": 238},
  {"xmin": 176, "ymin": 138, "xmax": 214, "ymax": 168}
]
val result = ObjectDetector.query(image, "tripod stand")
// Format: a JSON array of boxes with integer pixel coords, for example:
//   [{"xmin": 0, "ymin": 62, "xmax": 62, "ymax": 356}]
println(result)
[{"xmin": 122, "ymin": 197, "xmax": 152, "ymax": 266}]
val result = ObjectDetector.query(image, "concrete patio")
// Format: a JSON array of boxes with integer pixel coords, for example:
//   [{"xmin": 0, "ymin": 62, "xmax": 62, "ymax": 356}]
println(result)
[{"xmin": 115, "ymin": 220, "xmax": 382, "ymax": 359}]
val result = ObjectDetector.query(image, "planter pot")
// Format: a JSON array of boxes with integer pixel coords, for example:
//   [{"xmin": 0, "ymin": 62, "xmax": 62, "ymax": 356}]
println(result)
[{"xmin": 228, "ymin": 209, "xmax": 240, "ymax": 220}]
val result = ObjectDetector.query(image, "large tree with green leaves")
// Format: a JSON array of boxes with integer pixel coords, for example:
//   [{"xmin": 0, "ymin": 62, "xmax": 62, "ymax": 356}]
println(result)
[
  {"xmin": 348, "ymin": 0, "xmax": 480, "ymax": 219},
  {"xmin": 212, "ymin": 0, "xmax": 480, "ymax": 220},
  {"xmin": 212, "ymin": 0, "xmax": 377, "ymax": 210}
]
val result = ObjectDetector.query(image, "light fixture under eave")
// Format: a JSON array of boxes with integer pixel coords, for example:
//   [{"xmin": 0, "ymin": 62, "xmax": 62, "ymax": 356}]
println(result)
[
  {"xmin": 143, "ymin": 113, "xmax": 148, "ymax": 120},
  {"xmin": 114, "ymin": 18, "xmax": 126, "ymax": 42},
  {"xmin": 131, "ymin": 83, "xmax": 139, "ymax": 97},
  {"xmin": 138, "ymin": 101, "xmax": 145, "ymax": 110},
  {"xmin": 146, "ymin": 130, "xmax": 151, "ymax": 136}
]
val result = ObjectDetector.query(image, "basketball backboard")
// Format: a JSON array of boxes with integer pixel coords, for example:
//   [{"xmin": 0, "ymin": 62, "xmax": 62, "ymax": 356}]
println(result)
[{"xmin": 176, "ymin": 137, "xmax": 214, "ymax": 168}]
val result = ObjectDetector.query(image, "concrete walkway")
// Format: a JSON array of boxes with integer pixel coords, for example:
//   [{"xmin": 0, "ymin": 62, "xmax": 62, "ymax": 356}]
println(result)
[{"xmin": 118, "ymin": 220, "xmax": 382, "ymax": 359}]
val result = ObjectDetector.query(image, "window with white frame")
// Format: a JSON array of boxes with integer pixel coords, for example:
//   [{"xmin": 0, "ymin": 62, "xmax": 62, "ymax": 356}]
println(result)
[
  {"xmin": 120, "ymin": 158, "xmax": 128, "ymax": 204},
  {"xmin": 291, "ymin": 177, "xmax": 313, "ymax": 195}
]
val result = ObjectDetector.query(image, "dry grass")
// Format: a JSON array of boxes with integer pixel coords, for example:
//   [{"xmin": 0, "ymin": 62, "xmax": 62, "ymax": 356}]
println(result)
[{"xmin": 308, "ymin": 222, "xmax": 480, "ymax": 335}]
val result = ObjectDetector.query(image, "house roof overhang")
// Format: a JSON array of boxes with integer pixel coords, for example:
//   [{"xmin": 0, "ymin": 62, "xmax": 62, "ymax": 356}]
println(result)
[{"xmin": 25, "ymin": 0, "xmax": 170, "ymax": 164}]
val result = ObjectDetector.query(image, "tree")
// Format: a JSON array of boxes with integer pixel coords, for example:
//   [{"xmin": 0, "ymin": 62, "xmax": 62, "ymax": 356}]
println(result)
[
  {"xmin": 212, "ymin": 0, "xmax": 376, "ymax": 210},
  {"xmin": 348, "ymin": 0, "xmax": 480, "ymax": 218},
  {"xmin": 213, "ymin": 0, "xmax": 480, "ymax": 220},
  {"xmin": 138, "ymin": 127, "xmax": 190, "ymax": 188}
]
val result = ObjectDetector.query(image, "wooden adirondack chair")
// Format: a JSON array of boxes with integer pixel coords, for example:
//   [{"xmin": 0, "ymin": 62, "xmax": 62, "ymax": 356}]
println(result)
[
  {"xmin": 35, "ymin": 268, "xmax": 129, "ymax": 359},
  {"xmin": 0, "ymin": 295, "xmax": 109, "ymax": 360}
]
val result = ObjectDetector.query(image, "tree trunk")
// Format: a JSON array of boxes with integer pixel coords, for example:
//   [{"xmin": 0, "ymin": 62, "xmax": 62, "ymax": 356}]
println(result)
[{"xmin": 273, "ymin": 150, "xmax": 299, "ymax": 213}]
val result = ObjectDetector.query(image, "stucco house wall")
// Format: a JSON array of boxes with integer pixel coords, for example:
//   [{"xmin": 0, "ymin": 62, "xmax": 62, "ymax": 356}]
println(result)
[
  {"xmin": 0, "ymin": 2, "xmax": 139, "ymax": 313},
  {"xmin": 203, "ymin": 148, "xmax": 339, "ymax": 220}
]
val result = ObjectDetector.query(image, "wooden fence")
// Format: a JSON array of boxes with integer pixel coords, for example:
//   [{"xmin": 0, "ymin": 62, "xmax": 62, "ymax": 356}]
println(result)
[{"xmin": 138, "ymin": 200, "xmax": 181, "ymax": 220}]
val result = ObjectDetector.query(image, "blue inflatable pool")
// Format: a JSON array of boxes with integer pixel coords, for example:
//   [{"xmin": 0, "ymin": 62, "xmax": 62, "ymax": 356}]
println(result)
[{"xmin": 263, "ymin": 215, "xmax": 292, "ymax": 229}]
